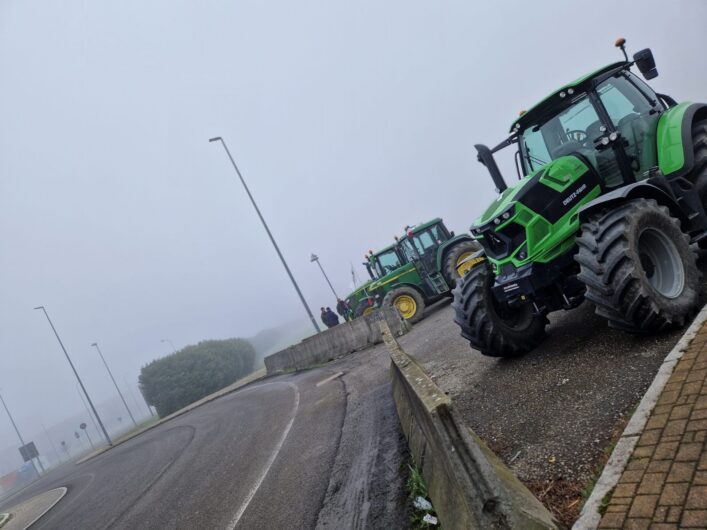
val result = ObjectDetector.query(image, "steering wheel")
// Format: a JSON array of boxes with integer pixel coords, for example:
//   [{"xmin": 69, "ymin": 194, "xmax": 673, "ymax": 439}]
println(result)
[{"xmin": 565, "ymin": 129, "xmax": 588, "ymax": 143}]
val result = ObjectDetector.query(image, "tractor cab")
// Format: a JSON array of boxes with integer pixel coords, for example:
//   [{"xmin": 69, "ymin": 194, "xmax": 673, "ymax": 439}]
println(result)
[
  {"xmin": 399, "ymin": 219, "xmax": 452, "ymax": 272},
  {"xmin": 515, "ymin": 64, "xmax": 666, "ymax": 189},
  {"xmin": 367, "ymin": 244, "xmax": 405, "ymax": 279}
]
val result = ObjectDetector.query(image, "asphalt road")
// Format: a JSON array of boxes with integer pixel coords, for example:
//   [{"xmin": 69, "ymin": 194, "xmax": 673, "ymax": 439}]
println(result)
[{"xmin": 0, "ymin": 355, "xmax": 409, "ymax": 529}]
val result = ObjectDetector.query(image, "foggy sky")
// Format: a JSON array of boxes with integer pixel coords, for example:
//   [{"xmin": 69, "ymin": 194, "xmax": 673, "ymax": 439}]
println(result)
[{"xmin": 1, "ymin": 0, "xmax": 706, "ymax": 467}]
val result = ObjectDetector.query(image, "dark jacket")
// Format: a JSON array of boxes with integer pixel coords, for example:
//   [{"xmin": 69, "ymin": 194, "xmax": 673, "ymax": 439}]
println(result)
[{"xmin": 325, "ymin": 309, "xmax": 339, "ymax": 326}]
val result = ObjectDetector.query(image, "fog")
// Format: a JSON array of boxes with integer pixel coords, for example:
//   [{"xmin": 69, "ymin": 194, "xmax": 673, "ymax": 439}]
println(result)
[{"xmin": 1, "ymin": 0, "xmax": 706, "ymax": 471}]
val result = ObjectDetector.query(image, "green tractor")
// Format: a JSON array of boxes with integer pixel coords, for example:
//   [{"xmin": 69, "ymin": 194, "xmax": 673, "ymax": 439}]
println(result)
[
  {"xmin": 346, "ymin": 218, "xmax": 480, "ymax": 323},
  {"xmin": 453, "ymin": 38, "xmax": 707, "ymax": 357}
]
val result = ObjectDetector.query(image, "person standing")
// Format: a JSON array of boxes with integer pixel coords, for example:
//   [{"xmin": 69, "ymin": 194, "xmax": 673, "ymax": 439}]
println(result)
[
  {"xmin": 325, "ymin": 307, "xmax": 340, "ymax": 327},
  {"xmin": 320, "ymin": 307, "xmax": 332, "ymax": 328},
  {"xmin": 336, "ymin": 299, "xmax": 350, "ymax": 322}
]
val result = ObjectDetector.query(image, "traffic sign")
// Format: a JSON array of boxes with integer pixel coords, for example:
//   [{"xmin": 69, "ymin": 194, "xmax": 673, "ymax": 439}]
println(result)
[{"xmin": 18, "ymin": 441, "xmax": 38, "ymax": 463}]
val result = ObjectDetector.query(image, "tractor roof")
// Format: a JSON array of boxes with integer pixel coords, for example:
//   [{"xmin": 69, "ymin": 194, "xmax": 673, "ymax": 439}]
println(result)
[
  {"xmin": 368, "ymin": 218, "xmax": 444, "ymax": 260},
  {"xmin": 372, "ymin": 242, "xmax": 397, "ymax": 257},
  {"xmin": 408, "ymin": 218, "xmax": 443, "ymax": 233},
  {"xmin": 509, "ymin": 61, "xmax": 627, "ymax": 133}
]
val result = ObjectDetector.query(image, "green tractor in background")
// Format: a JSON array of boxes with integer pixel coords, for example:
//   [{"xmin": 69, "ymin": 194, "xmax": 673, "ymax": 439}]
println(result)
[
  {"xmin": 453, "ymin": 38, "xmax": 707, "ymax": 357},
  {"xmin": 346, "ymin": 218, "xmax": 480, "ymax": 323}
]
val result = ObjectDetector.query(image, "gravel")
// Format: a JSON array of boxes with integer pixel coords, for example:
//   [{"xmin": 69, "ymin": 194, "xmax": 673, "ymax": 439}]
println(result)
[{"xmin": 397, "ymin": 300, "xmax": 687, "ymax": 486}]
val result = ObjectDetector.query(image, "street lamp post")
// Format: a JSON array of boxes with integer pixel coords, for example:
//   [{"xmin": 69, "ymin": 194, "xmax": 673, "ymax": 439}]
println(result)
[
  {"xmin": 310, "ymin": 254, "xmax": 339, "ymax": 300},
  {"xmin": 34, "ymin": 306, "xmax": 112, "ymax": 446},
  {"xmin": 76, "ymin": 385, "xmax": 100, "ymax": 437},
  {"xmin": 160, "ymin": 339, "xmax": 177, "ymax": 354},
  {"xmin": 40, "ymin": 422, "xmax": 61, "ymax": 465},
  {"xmin": 0, "ymin": 391, "xmax": 40, "ymax": 475},
  {"xmin": 209, "ymin": 136, "xmax": 321, "ymax": 333},
  {"xmin": 91, "ymin": 342, "xmax": 137, "ymax": 427}
]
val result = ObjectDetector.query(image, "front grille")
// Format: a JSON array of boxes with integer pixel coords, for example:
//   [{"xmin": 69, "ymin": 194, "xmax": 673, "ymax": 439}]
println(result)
[
  {"xmin": 483, "ymin": 231, "xmax": 508, "ymax": 257},
  {"xmin": 480, "ymin": 222, "xmax": 526, "ymax": 260}
]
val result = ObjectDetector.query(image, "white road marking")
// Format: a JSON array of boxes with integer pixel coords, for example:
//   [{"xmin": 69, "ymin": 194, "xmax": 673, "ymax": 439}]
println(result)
[
  {"xmin": 316, "ymin": 372, "xmax": 344, "ymax": 387},
  {"xmin": 226, "ymin": 382, "xmax": 300, "ymax": 529}
]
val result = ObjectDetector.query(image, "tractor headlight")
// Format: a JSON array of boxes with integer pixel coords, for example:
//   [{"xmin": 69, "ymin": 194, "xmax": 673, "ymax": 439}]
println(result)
[{"xmin": 493, "ymin": 204, "xmax": 516, "ymax": 227}]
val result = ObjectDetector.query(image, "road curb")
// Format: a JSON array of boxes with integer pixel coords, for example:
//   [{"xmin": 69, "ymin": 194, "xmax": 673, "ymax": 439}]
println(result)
[
  {"xmin": 381, "ymin": 321, "xmax": 558, "ymax": 530},
  {"xmin": 0, "ymin": 487, "xmax": 66, "ymax": 530},
  {"xmin": 573, "ymin": 303, "xmax": 707, "ymax": 530},
  {"xmin": 76, "ymin": 368, "xmax": 269, "ymax": 464}
]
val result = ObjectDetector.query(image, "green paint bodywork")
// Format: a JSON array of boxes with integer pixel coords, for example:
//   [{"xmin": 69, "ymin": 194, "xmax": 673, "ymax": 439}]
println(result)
[
  {"xmin": 368, "ymin": 262, "xmax": 423, "ymax": 293},
  {"xmin": 473, "ymin": 156, "xmax": 602, "ymax": 274},
  {"xmin": 657, "ymin": 102, "xmax": 692, "ymax": 176}
]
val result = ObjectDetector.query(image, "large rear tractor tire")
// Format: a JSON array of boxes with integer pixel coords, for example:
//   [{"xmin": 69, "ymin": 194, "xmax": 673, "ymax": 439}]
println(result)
[
  {"xmin": 688, "ymin": 119, "xmax": 707, "ymax": 248},
  {"xmin": 443, "ymin": 239, "xmax": 482, "ymax": 288},
  {"xmin": 576, "ymin": 198, "xmax": 700, "ymax": 332},
  {"xmin": 452, "ymin": 263, "xmax": 548, "ymax": 357},
  {"xmin": 383, "ymin": 286, "xmax": 426, "ymax": 324}
]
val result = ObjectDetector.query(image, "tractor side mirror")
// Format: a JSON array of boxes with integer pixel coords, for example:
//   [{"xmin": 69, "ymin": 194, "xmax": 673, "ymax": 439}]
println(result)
[
  {"xmin": 634, "ymin": 48, "xmax": 658, "ymax": 80},
  {"xmin": 450, "ymin": 230, "xmax": 455, "ymax": 237}
]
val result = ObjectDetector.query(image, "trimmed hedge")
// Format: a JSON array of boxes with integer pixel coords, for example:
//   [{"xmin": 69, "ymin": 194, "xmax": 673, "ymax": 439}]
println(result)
[{"xmin": 139, "ymin": 338, "xmax": 256, "ymax": 417}]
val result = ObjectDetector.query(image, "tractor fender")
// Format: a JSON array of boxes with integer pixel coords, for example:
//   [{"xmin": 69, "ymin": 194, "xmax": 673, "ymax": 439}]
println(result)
[
  {"xmin": 657, "ymin": 102, "xmax": 707, "ymax": 179},
  {"xmin": 578, "ymin": 181, "xmax": 688, "ymax": 225},
  {"xmin": 436, "ymin": 233, "xmax": 475, "ymax": 271}
]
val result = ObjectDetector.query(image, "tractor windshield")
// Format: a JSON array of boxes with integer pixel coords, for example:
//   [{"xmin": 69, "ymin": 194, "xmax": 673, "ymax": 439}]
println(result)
[
  {"xmin": 520, "ymin": 95, "xmax": 601, "ymax": 174},
  {"xmin": 373, "ymin": 249, "xmax": 402, "ymax": 277}
]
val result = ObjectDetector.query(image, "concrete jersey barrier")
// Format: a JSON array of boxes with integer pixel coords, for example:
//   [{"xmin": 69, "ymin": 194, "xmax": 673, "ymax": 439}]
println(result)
[
  {"xmin": 382, "ymin": 321, "xmax": 558, "ymax": 530},
  {"xmin": 264, "ymin": 306, "xmax": 409, "ymax": 374}
]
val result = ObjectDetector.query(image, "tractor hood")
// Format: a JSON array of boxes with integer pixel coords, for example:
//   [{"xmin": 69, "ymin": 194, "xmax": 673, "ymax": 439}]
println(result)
[
  {"xmin": 472, "ymin": 171, "xmax": 537, "ymax": 230},
  {"xmin": 368, "ymin": 262, "xmax": 416, "ymax": 292},
  {"xmin": 470, "ymin": 155, "xmax": 601, "ymax": 264},
  {"xmin": 344, "ymin": 280, "xmax": 374, "ymax": 305}
]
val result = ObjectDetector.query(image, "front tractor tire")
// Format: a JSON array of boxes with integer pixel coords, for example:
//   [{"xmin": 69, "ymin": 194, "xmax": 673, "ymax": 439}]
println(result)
[
  {"xmin": 452, "ymin": 263, "xmax": 548, "ymax": 357},
  {"xmin": 576, "ymin": 198, "xmax": 700, "ymax": 332},
  {"xmin": 353, "ymin": 300, "xmax": 376, "ymax": 319},
  {"xmin": 383, "ymin": 286, "xmax": 426, "ymax": 324},
  {"xmin": 443, "ymin": 239, "xmax": 482, "ymax": 288}
]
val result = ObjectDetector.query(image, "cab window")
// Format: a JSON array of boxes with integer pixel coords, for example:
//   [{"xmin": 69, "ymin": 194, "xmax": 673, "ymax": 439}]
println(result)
[
  {"xmin": 597, "ymin": 74, "xmax": 654, "ymax": 127},
  {"xmin": 411, "ymin": 227, "xmax": 444, "ymax": 254},
  {"xmin": 597, "ymin": 74, "xmax": 660, "ymax": 178},
  {"xmin": 520, "ymin": 95, "xmax": 602, "ymax": 173},
  {"xmin": 374, "ymin": 249, "xmax": 401, "ymax": 276}
]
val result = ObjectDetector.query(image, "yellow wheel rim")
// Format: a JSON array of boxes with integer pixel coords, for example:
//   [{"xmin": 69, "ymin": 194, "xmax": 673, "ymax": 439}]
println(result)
[
  {"xmin": 457, "ymin": 254, "xmax": 485, "ymax": 277},
  {"xmin": 362, "ymin": 306, "xmax": 375, "ymax": 317},
  {"xmin": 394, "ymin": 294, "xmax": 417, "ymax": 319},
  {"xmin": 455, "ymin": 251, "xmax": 474, "ymax": 275}
]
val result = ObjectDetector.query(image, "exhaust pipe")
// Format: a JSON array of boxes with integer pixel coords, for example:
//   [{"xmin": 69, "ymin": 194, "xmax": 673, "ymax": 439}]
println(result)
[{"xmin": 475, "ymin": 144, "xmax": 507, "ymax": 193}]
